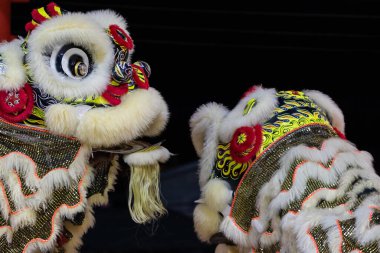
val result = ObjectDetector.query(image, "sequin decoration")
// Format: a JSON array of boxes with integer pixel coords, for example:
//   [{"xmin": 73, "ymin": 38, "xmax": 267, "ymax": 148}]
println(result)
[
  {"xmin": 230, "ymin": 124, "xmax": 337, "ymax": 232},
  {"xmin": 0, "ymin": 119, "xmax": 87, "ymax": 252}
]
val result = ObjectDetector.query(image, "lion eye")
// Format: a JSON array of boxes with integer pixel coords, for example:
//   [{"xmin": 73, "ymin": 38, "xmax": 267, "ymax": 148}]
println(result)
[{"xmin": 50, "ymin": 44, "xmax": 92, "ymax": 79}]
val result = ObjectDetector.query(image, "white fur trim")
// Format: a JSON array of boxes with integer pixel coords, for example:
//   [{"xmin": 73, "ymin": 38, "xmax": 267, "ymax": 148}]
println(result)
[
  {"xmin": 86, "ymin": 10, "xmax": 135, "ymax": 56},
  {"xmin": 218, "ymin": 86, "xmax": 278, "ymax": 143},
  {"xmin": 142, "ymin": 102, "xmax": 170, "ymax": 137},
  {"xmin": 0, "ymin": 145, "xmax": 92, "ymax": 252},
  {"xmin": 87, "ymin": 10, "xmax": 127, "ymax": 31},
  {"xmin": 202, "ymin": 178, "xmax": 232, "ymax": 212},
  {"xmin": 304, "ymin": 90, "xmax": 345, "ymax": 134},
  {"xmin": 0, "ymin": 39, "xmax": 26, "ymax": 90},
  {"xmin": 193, "ymin": 203, "xmax": 221, "ymax": 242},
  {"xmin": 45, "ymin": 104, "xmax": 80, "ymax": 136},
  {"xmin": 27, "ymin": 13, "xmax": 114, "ymax": 98},
  {"xmin": 60, "ymin": 157, "xmax": 120, "ymax": 252},
  {"xmin": 9, "ymin": 208, "xmax": 36, "ymax": 231},
  {"xmin": 189, "ymin": 102, "xmax": 229, "ymax": 187},
  {"xmin": 76, "ymin": 88, "xmax": 168, "ymax": 147},
  {"xmin": 220, "ymin": 216, "xmax": 251, "ymax": 247},
  {"xmin": 62, "ymin": 205, "xmax": 95, "ymax": 253},
  {"xmin": 23, "ymin": 164, "xmax": 92, "ymax": 253},
  {"xmin": 123, "ymin": 146, "xmax": 171, "ymax": 166}
]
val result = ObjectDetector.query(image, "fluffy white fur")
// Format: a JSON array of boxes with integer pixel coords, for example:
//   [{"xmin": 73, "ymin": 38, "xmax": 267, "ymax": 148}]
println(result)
[
  {"xmin": 189, "ymin": 102, "xmax": 229, "ymax": 187},
  {"xmin": 23, "ymin": 165, "xmax": 92, "ymax": 253},
  {"xmin": 0, "ymin": 39, "xmax": 26, "ymax": 90},
  {"xmin": 0, "ymin": 147, "xmax": 89, "ymax": 210},
  {"xmin": 193, "ymin": 203, "xmax": 222, "ymax": 242},
  {"xmin": 27, "ymin": 13, "xmax": 114, "ymax": 98},
  {"xmin": 202, "ymin": 178, "xmax": 232, "ymax": 212},
  {"xmin": 87, "ymin": 10, "xmax": 127, "ymax": 31},
  {"xmin": 62, "ymin": 156, "xmax": 120, "ymax": 252},
  {"xmin": 304, "ymin": 90, "xmax": 345, "ymax": 134},
  {"xmin": 75, "ymin": 88, "xmax": 168, "ymax": 147},
  {"xmin": 63, "ymin": 205, "xmax": 95, "ymax": 253},
  {"xmin": 220, "ymin": 216, "xmax": 251, "ymax": 247},
  {"xmin": 218, "ymin": 86, "xmax": 278, "ymax": 143},
  {"xmin": 123, "ymin": 146, "xmax": 171, "ymax": 166},
  {"xmin": 142, "ymin": 104, "xmax": 170, "ymax": 137},
  {"xmin": 217, "ymin": 136, "xmax": 380, "ymax": 252},
  {"xmin": 0, "ymin": 145, "xmax": 91, "ymax": 250},
  {"xmin": 9, "ymin": 208, "xmax": 36, "ymax": 231},
  {"xmin": 45, "ymin": 104, "xmax": 80, "ymax": 136},
  {"xmin": 87, "ymin": 10, "xmax": 134, "ymax": 56}
]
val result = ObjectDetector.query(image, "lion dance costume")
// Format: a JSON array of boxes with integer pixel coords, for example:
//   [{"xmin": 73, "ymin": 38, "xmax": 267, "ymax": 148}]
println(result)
[
  {"xmin": 191, "ymin": 86, "xmax": 380, "ymax": 252},
  {"xmin": 0, "ymin": 3, "xmax": 169, "ymax": 252}
]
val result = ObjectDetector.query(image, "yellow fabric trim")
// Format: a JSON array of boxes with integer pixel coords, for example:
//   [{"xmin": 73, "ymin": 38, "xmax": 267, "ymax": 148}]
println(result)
[{"xmin": 37, "ymin": 7, "xmax": 51, "ymax": 19}]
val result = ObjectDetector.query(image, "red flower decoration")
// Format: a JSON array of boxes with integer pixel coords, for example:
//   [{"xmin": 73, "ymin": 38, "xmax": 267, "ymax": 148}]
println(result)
[
  {"xmin": 0, "ymin": 83, "xmax": 34, "ymax": 123},
  {"xmin": 230, "ymin": 125, "xmax": 263, "ymax": 163}
]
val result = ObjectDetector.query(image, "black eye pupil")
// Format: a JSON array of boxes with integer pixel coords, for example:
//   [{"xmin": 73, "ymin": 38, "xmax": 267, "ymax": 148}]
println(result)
[
  {"xmin": 69, "ymin": 55, "xmax": 83, "ymax": 76},
  {"xmin": 55, "ymin": 43, "xmax": 92, "ymax": 78}
]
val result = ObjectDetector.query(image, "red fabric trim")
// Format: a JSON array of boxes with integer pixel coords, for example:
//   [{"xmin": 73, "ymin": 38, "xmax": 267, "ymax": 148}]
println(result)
[
  {"xmin": 105, "ymin": 84, "xmax": 129, "ymax": 96},
  {"xmin": 101, "ymin": 83, "xmax": 129, "ymax": 106},
  {"xmin": 101, "ymin": 92, "xmax": 121, "ymax": 106},
  {"xmin": 46, "ymin": 2, "xmax": 59, "ymax": 17},
  {"xmin": 109, "ymin": 24, "xmax": 134, "ymax": 50},
  {"xmin": 31, "ymin": 9, "xmax": 47, "ymax": 24},
  {"xmin": 25, "ymin": 21, "xmax": 37, "ymax": 32},
  {"xmin": 132, "ymin": 64, "xmax": 149, "ymax": 89},
  {"xmin": 333, "ymin": 127, "xmax": 346, "ymax": 140}
]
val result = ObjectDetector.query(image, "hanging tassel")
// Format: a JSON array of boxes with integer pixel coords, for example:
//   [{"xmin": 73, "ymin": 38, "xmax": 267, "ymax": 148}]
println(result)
[{"xmin": 128, "ymin": 162, "xmax": 167, "ymax": 224}]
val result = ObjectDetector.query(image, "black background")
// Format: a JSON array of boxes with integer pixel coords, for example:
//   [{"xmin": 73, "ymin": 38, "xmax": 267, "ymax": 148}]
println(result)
[{"xmin": 10, "ymin": 1, "xmax": 380, "ymax": 252}]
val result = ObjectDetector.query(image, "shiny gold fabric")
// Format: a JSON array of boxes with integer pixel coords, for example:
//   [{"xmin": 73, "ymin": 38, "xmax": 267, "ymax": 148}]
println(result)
[
  {"xmin": 230, "ymin": 124, "xmax": 337, "ymax": 232},
  {"xmin": 0, "ymin": 119, "xmax": 83, "ymax": 252}
]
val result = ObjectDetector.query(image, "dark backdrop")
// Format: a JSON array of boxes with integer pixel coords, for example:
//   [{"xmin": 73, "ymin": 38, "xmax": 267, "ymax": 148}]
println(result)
[{"xmin": 10, "ymin": 1, "xmax": 380, "ymax": 252}]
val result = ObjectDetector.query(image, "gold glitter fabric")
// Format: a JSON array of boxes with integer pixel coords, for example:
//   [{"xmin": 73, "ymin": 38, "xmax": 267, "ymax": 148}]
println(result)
[
  {"xmin": 0, "ymin": 119, "xmax": 88, "ymax": 252},
  {"xmin": 231, "ymin": 124, "xmax": 337, "ymax": 232},
  {"xmin": 194, "ymin": 88, "xmax": 380, "ymax": 252}
]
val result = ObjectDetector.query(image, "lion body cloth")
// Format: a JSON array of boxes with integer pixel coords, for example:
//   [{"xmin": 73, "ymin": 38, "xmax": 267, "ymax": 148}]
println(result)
[
  {"xmin": 190, "ymin": 86, "xmax": 380, "ymax": 253},
  {"xmin": 0, "ymin": 2, "xmax": 169, "ymax": 252}
]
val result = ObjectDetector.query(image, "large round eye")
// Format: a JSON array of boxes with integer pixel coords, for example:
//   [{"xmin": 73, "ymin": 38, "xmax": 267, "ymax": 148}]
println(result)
[{"xmin": 50, "ymin": 44, "xmax": 93, "ymax": 79}]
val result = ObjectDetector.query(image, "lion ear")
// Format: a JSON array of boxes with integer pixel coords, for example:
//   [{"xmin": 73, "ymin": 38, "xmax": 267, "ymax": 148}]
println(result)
[
  {"xmin": 303, "ymin": 89, "xmax": 345, "ymax": 134},
  {"xmin": 0, "ymin": 39, "xmax": 27, "ymax": 91}
]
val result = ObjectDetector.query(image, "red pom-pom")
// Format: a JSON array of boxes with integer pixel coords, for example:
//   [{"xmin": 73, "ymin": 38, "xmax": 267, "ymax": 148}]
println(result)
[
  {"xmin": 101, "ymin": 84, "xmax": 129, "ymax": 106},
  {"xmin": 25, "ymin": 22, "xmax": 37, "ymax": 32},
  {"xmin": 109, "ymin": 25, "xmax": 134, "ymax": 50},
  {"xmin": 46, "ymin": 2, "xmax": 60, "ymax": 17},
  {"xmin": 132, "ymin": 64, "xmax": 149, "ymax": 89},
  {"xmin": 31, "ymin": 9, "xmax": 47, "ymax": 24},
  {"xmin": 0, "ymin": 83, "xmax": 34, "ymax": 123}
]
